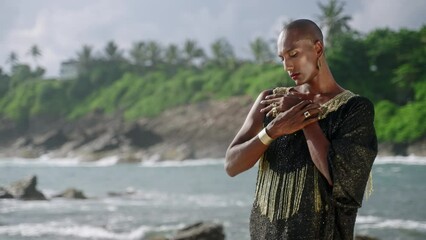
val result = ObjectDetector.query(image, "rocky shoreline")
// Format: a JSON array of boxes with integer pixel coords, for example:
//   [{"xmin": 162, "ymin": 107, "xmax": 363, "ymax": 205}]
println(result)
[
  {"xmin": 0, "ymin": 96, "xmax": 425, "ymax": 162},
  {"xmin": 0, "ymin": 174, "xmax": 379, "ymax": 240}
]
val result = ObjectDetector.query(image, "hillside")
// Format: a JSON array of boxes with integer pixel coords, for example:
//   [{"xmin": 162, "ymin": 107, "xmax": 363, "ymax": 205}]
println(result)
[{"xmin": 0, "ymin": 95, "xmax": 425, "ymax": 162}]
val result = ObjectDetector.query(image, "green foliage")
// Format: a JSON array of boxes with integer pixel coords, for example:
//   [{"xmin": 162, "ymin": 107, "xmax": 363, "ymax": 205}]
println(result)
[
  {"xmin": 1, "ymin": 26, "xmax": 426, "ymax": 143},
  {"xmin": 376, "ymin": 100, "xmax": 426, "ymax": 143},
  {"xmin": 0, "ymin": 79, "xmax": 69, "ymax": 126}
]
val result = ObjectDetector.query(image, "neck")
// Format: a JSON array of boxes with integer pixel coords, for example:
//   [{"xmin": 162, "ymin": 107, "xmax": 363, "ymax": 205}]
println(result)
[{"xmin": 298, "ymin": 62, "xmax": 344, "ymax": 96}]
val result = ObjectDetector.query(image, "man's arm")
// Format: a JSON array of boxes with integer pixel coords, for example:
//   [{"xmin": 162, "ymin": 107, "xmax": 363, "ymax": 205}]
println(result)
[
  {"xmin": 225, "ymin": 91, "xmax": 321, "ymax": 177},
  {"xmin": 225, "ymin": 91, "xmax": 270, "ymax": 177},
  {"xmin": 303, "ymin": 123, "xmax": 333, "ymax": 185}
]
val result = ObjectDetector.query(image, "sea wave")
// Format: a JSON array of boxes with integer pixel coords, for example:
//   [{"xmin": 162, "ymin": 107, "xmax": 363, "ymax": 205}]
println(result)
[
  {"xmin": 357, "ymin": 215, "xmax": 426, "ymax": 231},
  {"xmin": 140, "ymin": 158, "xmax": 224, "ymax": 167},
  {"xmin": 0, "ymin": 155, "xmax": 119, "ymax": 167},
  {"xmin": 374, "ymin": 155, "xmax": 426, "ymax": 165},
  {"xmin": 1, "ymin": 155, "xmax": 426, "ymax": 167},
  {"xmin": 0, "ymin": 221, "xmax": 181, "ymax": 239}
]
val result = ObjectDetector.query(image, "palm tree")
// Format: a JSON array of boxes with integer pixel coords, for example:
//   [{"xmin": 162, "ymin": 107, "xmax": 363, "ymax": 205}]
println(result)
[
  {"xmin": 210, "ymin": 38, "xmax": 236, "ymax": 68},
  {"xmin": 130, "ymin": 41, "xmax": 148, "ymax": 67},
  {"xmin": 249, "ymin": 37, "xmax": 274, "ymax": 64},
  {"xmin": 104, "ymin": 41, "xmax": 123, "ymax": 61},
  {"xmin": 6, "ymin": 51, "xmax": 19, "ymax": 66},
  {"xmin": 146, "ymin": 41, "xmax": 162, "ymax": 67},
  {"xmin": 27, "ymin": 45, "xmax": 42, "ymax": 66},
  {"xmin": 182, "ymin": 39, "xmax": 205, "ymax": 66},
  {"xmin": 317, "ymin": 0, "xmax": 352, "ymax": 47},
  {"xmin": 164, "ymin": 44, "xmax": 181, "ymax": 66},
  {"xmin": 76, "ymin": 45, "xmax": 94, "ymax": 74}
]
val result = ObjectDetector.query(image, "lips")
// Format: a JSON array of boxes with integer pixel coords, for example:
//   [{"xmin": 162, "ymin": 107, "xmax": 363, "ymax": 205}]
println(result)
[{"xmin": 290, "ymin": 73, "xmax": 300, "ymax": 79}]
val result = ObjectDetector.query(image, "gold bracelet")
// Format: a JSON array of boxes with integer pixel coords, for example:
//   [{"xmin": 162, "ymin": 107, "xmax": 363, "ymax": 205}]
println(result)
[{"xmin": 258, "ymin": 128, "xmax": 274, "ymax": 145}]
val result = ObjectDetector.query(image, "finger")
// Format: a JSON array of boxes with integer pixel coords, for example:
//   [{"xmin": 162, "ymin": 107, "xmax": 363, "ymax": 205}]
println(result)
[
  {"xmin": 260, "ymin": 104, "xmax": 273, "ymax": 113},
  {"xmin": 288, "ymin": 92, "xmax": 308, "ymax": 99},
  {"xmin": 260, "ymin": 99, "xmax": 276, "ymax": 105},
  {"xmin": 292, "ymin": 100, "xmax": 312, "ymax": 111},
  {"xmin": 265, "ymin": 93, "xmax": 284, "ymax": 100},
  {"xmin": 266, "ymin": 108, "xmax": 275, "ymax": 117},
  {"xmin": 302, "ymin": 102, "xmax": 321, "ymax": 110}
]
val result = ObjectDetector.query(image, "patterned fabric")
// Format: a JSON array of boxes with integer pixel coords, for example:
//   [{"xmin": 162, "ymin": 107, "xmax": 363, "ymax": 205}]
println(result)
[{"xmin": 250, "ymin": 87, "xmax": 378, "ymax": 240}]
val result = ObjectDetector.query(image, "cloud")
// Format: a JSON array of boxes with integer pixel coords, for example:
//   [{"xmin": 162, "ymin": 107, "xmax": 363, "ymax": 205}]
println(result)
[
  {"xmin": 1, "ymin": 0, "xmax": 424, "ymax": 77},
  {"xmin": 1, "ymin": 1, "xmax": 129, "ymax": 76},
  {"xmin": 351, "ymin": 0, "xmax": 426, "ymax": 33}
]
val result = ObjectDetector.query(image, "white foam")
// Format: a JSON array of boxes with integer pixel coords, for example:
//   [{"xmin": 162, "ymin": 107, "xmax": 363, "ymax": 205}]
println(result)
[
  {"xmin": 375, "ymin": 155, "xmax": 426, "ymax": 165},
  {"xmin": 140, "ymin": 158, "xmax": 224, "ymax": 168},
  {"xmin": 357, "ymin": 215, "xmax": 426, "ymax": 231},
  {"xmin": 2, "ymin": 155, "xmax": 426, "ymax": 167},
  {"xmin": 0, "ymin": 221, "xmax": 180, "ymax": 239},
  {"xmin": 0, "ymin": 155, "xmax": 119, "ymax": 167}
]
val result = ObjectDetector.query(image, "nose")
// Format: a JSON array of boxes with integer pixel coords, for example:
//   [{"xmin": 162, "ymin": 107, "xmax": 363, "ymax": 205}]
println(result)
[{"xmin": 283, "ymin": 58, "xmax": 293, "ymax": 72}]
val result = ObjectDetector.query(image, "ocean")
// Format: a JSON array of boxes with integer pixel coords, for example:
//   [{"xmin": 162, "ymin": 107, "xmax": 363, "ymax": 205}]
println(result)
[{"xmin": 0, "ymin": 155, "xmax": 425, "ymax": 240}]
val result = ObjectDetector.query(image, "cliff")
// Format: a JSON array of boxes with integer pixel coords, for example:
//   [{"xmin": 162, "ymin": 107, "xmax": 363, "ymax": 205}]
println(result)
[{"xmin": 0, "ymin": 96, "xmax": 424, "ymax": 162}]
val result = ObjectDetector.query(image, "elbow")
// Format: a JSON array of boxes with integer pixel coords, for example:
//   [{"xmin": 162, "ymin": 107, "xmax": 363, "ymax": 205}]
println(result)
[{"xmin": 224, "ymin": 159, "xmax": 238, "ymax": 177}]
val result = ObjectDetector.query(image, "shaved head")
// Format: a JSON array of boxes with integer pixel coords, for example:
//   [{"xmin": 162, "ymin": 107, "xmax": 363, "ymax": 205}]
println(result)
[{"xmin": 283, "ymin": 19, "xmax": 324, "ymax": 45}]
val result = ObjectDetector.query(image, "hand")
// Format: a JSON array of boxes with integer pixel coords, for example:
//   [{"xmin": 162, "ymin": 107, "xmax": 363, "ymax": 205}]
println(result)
[
  {"xmin": 260, "ymin": 92, "xmax": 304, "ymax": 117},
  {"xmin": 265, "ymin": 100, "xmax": 321, "ymax": 139}
]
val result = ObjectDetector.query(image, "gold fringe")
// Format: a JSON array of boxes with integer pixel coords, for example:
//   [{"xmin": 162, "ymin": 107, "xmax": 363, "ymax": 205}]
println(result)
[
  {"xmin": 314, "ymin": 168, "xmax": 322, "ymax": 213},
  {"xmin": 255, "ymin": 158, "xmax": 307, "ymax": 222},
  {"xmin": 364, "ymin": 171, "xmax": 374, "ymax": 200}
]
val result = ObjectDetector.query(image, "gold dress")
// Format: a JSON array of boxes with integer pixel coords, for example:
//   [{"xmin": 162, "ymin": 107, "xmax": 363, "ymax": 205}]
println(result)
[{"xmin": 250, "ymin": 88, "xmax": 378, "ymax": 240}]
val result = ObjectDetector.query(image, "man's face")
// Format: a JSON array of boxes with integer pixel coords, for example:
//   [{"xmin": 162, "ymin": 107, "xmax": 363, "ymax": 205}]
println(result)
[{"xmin": 277, "ymin": 30, "xmax": 319, "ymax": 86}]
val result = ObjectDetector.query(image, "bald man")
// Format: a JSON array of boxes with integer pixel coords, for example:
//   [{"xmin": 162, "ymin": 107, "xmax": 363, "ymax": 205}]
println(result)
[{"xmin": 225, "ymin": 19, "xmax": 377, "ymax": 239}]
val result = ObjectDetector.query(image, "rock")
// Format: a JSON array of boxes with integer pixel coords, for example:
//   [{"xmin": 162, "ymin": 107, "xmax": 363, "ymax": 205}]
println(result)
[
  {"xmin": 146, "ymin": 237, "xmax": 168, "ymax": 240},
  {"xmin": 33, "ymin": 129, "xmax": 68, "ymax": 150},
  {"xmin": 12, "ymin": 136, "xmax": 33, "ymax": 148},
  {"xmin": 123, "ymin": 123, "xmax": 162, "ymax": 148},
  {"xmin": 378, "ymin": 142, "xmax": 408, "ymax": 156},
  {"xmin": 78, "ymin": 133, "xmax": 121, "ymax": 153},
  {"xmin": 6, "ymin": 175, "xmax": 46, "ymax": 200},
  {"xmin": 0, "ymin": 187, "xmax": 14, "ymax": 199},
  {"xmin": 160, "ymin": 144, "xmax": 194, "ymax": 161},
  {"xmin": 407, "ymin": 137, "xmax": 426, "ymax": 156},
  {"xmin": 172, "ymin": 222, "xmax": 225, "ymax": 240},
  {"xmin": 53, "ymin": 188, "xmax": 87, "ymax": 199},
  {"xmin": 107, "ymin": 187, "xmax": 136, "ymax": 197},
  {"xmin": 355, "ymin": 235, "xmax": 379, "ymax": 240}
]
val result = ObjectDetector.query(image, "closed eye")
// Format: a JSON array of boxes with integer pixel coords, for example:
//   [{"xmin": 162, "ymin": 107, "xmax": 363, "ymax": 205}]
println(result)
[{"xmin": 289, "ymin": 51, "xmax": 297, "ymax": 57}]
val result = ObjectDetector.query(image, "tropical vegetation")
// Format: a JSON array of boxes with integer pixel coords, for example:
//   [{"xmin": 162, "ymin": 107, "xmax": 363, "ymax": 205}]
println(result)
[{"xmin": 0, "ymin": 0, "xmax": 425, "ymax": 144}]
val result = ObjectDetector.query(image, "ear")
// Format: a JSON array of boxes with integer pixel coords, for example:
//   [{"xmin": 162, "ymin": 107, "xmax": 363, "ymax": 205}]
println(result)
[{"xmin": 314, "ymin": 40, "xmax": 323, "ymax": 58}]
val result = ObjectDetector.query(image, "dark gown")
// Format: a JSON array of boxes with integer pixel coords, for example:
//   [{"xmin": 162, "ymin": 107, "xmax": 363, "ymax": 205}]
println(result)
[{"xmin": 250, "ymin": 88, "xmax": 378, "ymax": 240}]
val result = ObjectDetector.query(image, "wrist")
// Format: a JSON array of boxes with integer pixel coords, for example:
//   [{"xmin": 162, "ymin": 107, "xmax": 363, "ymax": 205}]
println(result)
[{"xmin": 257, "ymin": 128, "xmax": 275, "ymax": 145}]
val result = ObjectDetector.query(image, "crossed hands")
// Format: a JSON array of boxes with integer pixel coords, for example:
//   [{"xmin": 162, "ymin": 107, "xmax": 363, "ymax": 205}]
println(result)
[{"xmin": 259, "ymin": 91, "xmax": 321, "ymax": 139}]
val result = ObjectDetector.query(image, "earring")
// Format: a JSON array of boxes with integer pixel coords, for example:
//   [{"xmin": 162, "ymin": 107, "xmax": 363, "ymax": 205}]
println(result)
[{"xmin": 317, "ymin": 58, "xmax": 321, "ymax": 69}]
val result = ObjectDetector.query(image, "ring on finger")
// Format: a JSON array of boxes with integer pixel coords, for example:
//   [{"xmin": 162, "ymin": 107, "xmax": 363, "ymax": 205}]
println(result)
[
  {"xmin": 304, "ymin": 110, "xmax": 311, "ymax": 119},
  {"xmin": 272, "ymin": 107, "xmax": 278, "ymax": 117}
]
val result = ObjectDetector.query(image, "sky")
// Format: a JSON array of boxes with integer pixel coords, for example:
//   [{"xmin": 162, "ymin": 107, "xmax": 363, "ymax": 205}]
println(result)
[{"xmin": 1, "ymin": 0, "xmax": 425, "ymax": 77}]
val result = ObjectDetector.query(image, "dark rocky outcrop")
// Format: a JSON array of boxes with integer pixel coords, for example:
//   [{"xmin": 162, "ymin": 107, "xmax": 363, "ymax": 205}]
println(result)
[
  {"xmin": 5, "ymin": 175, "xmax": 46, "ymax": 200},
  {"xmin": 53, "ymin": 188, "xmax": 87, "ymax": 199},
  {"xmin": 0, "ymin": 96, "xmax": 425, "ymax": 161},
  {"xmin": 172, "ymin": 222, "xmax": 225, "ymax": 240},
  {"xmin": 123, "ymin": 123, "xmax": 162, "ymax": 148},
  {"xmin": 0, "ymin": 96, "xmax": 253, "ymax": 161},
  {"xmin": 0, "ymin": 187, "xmax": 14, "ymax": 199},
  {"xmin": 33, "ymin": 129, "xmax": 68, "ymax": 150}
]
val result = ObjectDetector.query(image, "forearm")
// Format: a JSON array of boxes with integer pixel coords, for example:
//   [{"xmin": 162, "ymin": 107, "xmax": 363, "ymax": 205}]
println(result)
[
  {"xmin": 303, "ymin": 123, "xmax": 333, "ymax": 185},
  {"xmin": 225, "ymin": 135, "xmax": 269, "ymax": 177}
]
